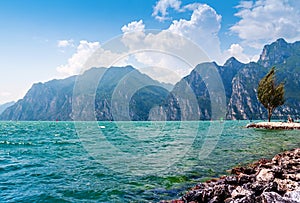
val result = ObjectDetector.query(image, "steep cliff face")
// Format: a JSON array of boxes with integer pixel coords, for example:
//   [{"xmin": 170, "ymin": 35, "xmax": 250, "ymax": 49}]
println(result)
[
  {"xmin": 165, "ymin": 59, "xmax": 245, "ymax": 120},
  {"xmin": 1, "ymin": 66, "xmax": 171, "ymax": 121},
  {"xmin": 1, "ymin": 77, "xmax": 75, "ymax": 121},
  {"xmin": 92, "ymin": 66, "xmax": 170, "ymax": 121},
  {"xmin": 167, "ymin": 39, "xmax": 300, "ymax": 120},
  {"xmin": 234, "ymin": 39, "xmax": 300, "ymax": 119},
  {"xmin": 219, "ymin": 57, "xmax": 245, "ymax": 100},
  {"xmin": 226, "ymin": 63, "xmax": 267, "ymax": 120},
  {"xmin": 258, "ymin": 38, "xmax": 300, "ymax": 68},
  {"xmin": 1, "ymin": 39, "xmax": 300, "ymax": 121},
  {"xmin": 259, "ymin": 38, "xmax": 293, "ymax": 67}
]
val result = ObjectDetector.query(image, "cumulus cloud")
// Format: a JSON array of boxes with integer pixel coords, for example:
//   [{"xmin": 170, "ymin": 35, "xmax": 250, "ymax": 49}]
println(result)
[
  {"xmin": 57, "ymin": 40, "xmax": 100, "ymax": 76},
  {"xmin": 121, "ymin": 20, "xmax": 147, "ymax": 52},
  {"xmin": 168, "ymin": 4, "xmax": 222, "ymax": 63},
  {"xmin": 121, "ymin": 20, "xmax": 145, "ymax": 33},
  {"xmin": 231, "ymin": 0, "xmax": 300, "ymax": 49},
  {"xmin": 224, "ymin": 43, "xmax": 262, "ymax": 64},
  {"xmin": 56, "ymin": 2, "xmax": 234, "ymax": 83},
  {"xmin": 56, "ymin": 40, "xmax": 130, "ymax": 77},
  {"xmin": 236, "ymin": 1, "xmax": 253, "ymax": 9},
  {"xmin": 119, "ymin": 7, "xmax": 223, "ymax": 83},
  {"xmin": 224, "ymin": 44, "xmax": 250, "ymax": 63},
  {"xmin": 152, "ymin": 0, "xmax": 183, "ymax": 21},
  {"xmin": 120, "ymin": 27, "xmax": 200, "ymax": 83},
  {"xmin": 113, "ymin": 3, "xmax": 226, "ymax": 83},
  {"xmin": 57, "ymin": 39, "xmax": 74, "ymax": 48},
  {"xmin": 182, "ymin": 3, "xmax": 201, "ymax": 11}
]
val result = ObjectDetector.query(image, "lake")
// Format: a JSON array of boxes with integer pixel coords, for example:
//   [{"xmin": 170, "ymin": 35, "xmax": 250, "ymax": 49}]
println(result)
[{"xmin": 0, "ymin": 121, "xmax": 299, "ymax": 202}]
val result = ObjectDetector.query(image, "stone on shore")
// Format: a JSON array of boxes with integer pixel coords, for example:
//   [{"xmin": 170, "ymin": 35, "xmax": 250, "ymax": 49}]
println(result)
[{"xmin": 162, "ymin": 148, "xmax": 300, "ymax": 203}]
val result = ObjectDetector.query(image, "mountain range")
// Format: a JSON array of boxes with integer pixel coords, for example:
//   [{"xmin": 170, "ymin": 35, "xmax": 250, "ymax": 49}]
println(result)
[
  {"xmin": 0, "ymin": 101, "xmax": 15, "ymax": 115},
  {"xmin": 1, "ymin": 38, "xmax": 300, "ymax": 121}
]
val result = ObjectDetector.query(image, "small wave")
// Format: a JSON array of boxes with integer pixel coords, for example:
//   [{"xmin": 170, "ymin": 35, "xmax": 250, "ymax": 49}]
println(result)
[
  {"xmin": 54, "ymin": 140, "xmax": 79, "ymax": 145},
  {"xmin": 0, "ymin": 140, "xmax": 34, "ymax": 146}
]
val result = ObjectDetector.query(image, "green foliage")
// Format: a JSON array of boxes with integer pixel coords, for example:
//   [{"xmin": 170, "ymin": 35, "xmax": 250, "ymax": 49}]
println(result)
[
  {"xmin": 130, "ymin": 85, "xmax": 169, "ymax": 121},
  {"xmin": 257, "ymin": 67, "xmax": 285, "ymax": 122}
]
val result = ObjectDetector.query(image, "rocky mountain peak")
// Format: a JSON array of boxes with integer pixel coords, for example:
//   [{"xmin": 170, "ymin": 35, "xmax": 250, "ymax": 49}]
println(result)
[
  {"xmin": 224, "ymin": 57, "xmax": 243, "ymax": 68},
  {"xmin": 1, "ymin": 39, "xmax": 300, "ymax": 121},
  {"xmin": 258, "ymin": 38, "xmax": 291, "ymax": 67}
]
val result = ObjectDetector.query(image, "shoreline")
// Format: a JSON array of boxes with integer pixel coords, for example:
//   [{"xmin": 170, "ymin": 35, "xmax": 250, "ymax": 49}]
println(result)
[
  {"xmin": 246, "ymin": 121, "xmax": 300, "ymax": 130},
  {"xmin": 162, "ymin": 148, "xmax": 300, "ymax": 203}
]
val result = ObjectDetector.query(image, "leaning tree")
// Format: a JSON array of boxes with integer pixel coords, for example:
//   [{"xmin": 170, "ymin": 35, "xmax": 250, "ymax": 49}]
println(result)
[{"xmin": 257, "ymin": 67, "xmax": 285, "ymax": 122}]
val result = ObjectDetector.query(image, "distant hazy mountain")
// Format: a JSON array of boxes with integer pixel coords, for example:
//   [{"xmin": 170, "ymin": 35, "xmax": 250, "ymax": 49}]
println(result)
[
  {"xmin": 1, "ymin": 38, "xmax": 300, "ymax": 121},
  {"xmin": 0, "ymin": 66, "xmax": 171, "ymax": 121},
  {"xmin": 0, "ymin": 101, "xmax": 15, "ymax": 115},
  {"xmin": 1, "ymin": 76, "xmax": 76, "ymax": 121}
]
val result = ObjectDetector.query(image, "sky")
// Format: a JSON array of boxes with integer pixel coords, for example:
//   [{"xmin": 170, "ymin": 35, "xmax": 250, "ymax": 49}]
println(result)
[{"xmin": 0, "ymin": 0, "xmax": 300, "ymax": 104}]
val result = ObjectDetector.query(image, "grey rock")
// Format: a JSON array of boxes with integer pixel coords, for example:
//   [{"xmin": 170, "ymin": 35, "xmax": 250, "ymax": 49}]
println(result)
[
  {"xmin": 256, "ymin": 169, "xmax": 275, "ymax": 182},
  {"xmin": 259, "ymin": 191, "xmax": 299, "ymax": 203},
  {"xmin": 231, "ymin": 186, "xmax": 253, "ymax": 198},
  {"xmin": 179, "ymin": 149, "xmax": 300, "ymax": 203},
  {"xmin": 284, "ymin": 190, "xmax": 300, "ymax": 203}
]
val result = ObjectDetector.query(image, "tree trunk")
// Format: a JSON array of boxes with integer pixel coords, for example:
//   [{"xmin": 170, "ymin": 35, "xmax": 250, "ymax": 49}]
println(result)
[{"xmin": 268, "ymin": 107, "xmax": 273, "ymax": 122}]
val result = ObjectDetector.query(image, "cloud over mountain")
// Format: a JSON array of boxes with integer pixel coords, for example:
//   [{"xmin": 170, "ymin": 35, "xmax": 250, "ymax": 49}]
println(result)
[
  {"xmin": 55, "ymin": 0, "xmax": 300, "ymax": 81},
  {"xmin": 231, "ymin": 0, "xmax": 300, "ymax": 49},
  {"xmin": 56, "ymin": 40, "xmax": 100, "ymax": 76}
]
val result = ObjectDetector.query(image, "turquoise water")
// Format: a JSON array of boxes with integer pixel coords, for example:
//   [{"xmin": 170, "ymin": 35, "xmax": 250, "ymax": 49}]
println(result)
[{"xmin": 0, "ymin": 121, "xmax": 299, "ymax": 202}]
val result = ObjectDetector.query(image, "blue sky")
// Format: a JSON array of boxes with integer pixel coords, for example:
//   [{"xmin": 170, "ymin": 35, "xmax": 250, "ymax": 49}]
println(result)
[{"xmin": 1, "ymin": 0, "xmax": 300, "ymax": 104}]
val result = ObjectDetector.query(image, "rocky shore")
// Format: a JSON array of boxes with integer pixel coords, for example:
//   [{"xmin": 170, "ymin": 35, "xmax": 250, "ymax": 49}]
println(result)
[
  {"xmin": 162, "ymin": 148, "xmax": 300, "ymax": 203},
  {"xmin": 246, "ymin": 122, "xmax": 300, "ymax": 130}
]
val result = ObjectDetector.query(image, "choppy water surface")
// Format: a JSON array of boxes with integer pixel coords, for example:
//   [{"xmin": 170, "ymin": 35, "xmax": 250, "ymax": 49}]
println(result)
[{"xmin": 0, "ymin": 121, "xmax": 299, "ymax": 202}]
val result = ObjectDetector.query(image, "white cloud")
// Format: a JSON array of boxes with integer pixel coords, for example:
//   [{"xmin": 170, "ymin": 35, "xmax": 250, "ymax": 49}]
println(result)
[
  {"xmin": 57, "ymin": 39, "xmax": 74, "ymax": 48},
  {"xmin": 121, "ymin": 20, "xmax": 147, "ymax": 52},
  {"xmin": 225, "ymin": 44, "xmax": 250, "ymax": 63},
  {"xmin": 182, "ymin": 3, "xmax": 201, "ymax": 11},
  {"xmin": 168, "ymin": 4, "xmax": 223, "ymax": 63},
  {"xmin": 231, "ymin": 0, "xmax": 300, "ymax": 49},
  {"xmin": 56, "ymin": 40, "xmax": 100, "ymax": 76},
  {"xmin": 251, "ymin": 54, "xmax": 260, "ymax": 62},
  {"xmin": 56, "ymin": 40, "xmax": 129, "ymax": 77},
  {"xmin": 223, "ymin": 44, "xmax": 262, "ymax": 64},
  {"xmin": 121, "ymin": 20, "xmax": 145, "ymax": 33},
  {"xmin": 120, "ymin": 28, "xmax": 199, "ymax": 83},
  {"xmin": 55, "ymin": 2, "xmax": 229, "ymax": 83},
  {"xmin": 236, "ymin": 1, "xmax": 253, "ymax": 9},
  {"xmin": 152, "ymin": 0, "xmax": 183, "ymax": 21},
  {"xmin": 119, "ymin": 12, "xmax": 219, "ymax": 83}
]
